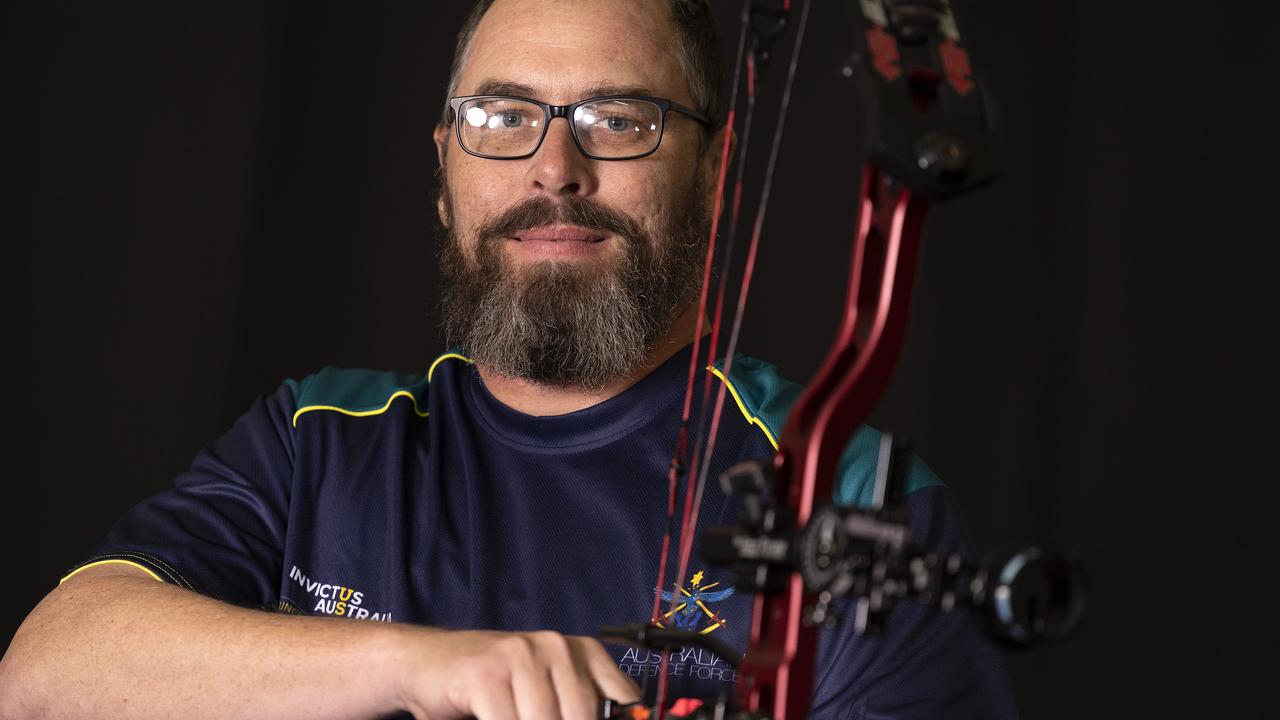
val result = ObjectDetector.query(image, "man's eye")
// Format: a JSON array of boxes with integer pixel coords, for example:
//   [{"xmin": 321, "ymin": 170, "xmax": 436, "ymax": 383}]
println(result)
[
  {"xmin": 604, "ymin": 116, "xmax": 633, "ymax": 132},
  {"xmin": 500, "ymin": 112, "xmax": 524, "ymax": 128}
]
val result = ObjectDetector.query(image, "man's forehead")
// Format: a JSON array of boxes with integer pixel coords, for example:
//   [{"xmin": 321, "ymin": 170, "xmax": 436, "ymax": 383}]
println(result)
[{"xmin": 455, "ymin": 0, "xmax": 690, "ymax": 106}]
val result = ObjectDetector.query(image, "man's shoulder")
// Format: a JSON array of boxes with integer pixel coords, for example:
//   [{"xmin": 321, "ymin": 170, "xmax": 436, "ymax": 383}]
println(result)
[
  {"xmin": 284, "ymin": 351, "xmax": 472, "ymax": 427},
  {"xmin": 717, "ymin": 353, "xmax": 944, "ymax": 508},
  {"xmin": 710, "ymin": 354, "xmax": 804, "ymax": 451}
]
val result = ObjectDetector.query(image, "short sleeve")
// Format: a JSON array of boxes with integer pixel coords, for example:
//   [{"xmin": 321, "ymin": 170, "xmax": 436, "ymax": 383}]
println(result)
[{"xmin": 61, "ymin": 383, "xmax": 297, "ymax": 609}]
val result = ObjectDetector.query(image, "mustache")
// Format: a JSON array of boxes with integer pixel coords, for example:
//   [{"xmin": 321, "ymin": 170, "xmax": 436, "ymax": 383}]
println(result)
[{"xmin": 474, "ymin": 196, "xmax": 647, "ymax": 246}]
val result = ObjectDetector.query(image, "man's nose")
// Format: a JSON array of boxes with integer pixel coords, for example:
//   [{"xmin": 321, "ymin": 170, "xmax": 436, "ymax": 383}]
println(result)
[{"xmin": 524, "ymin": 118, "xmax": 598, "ymax": 197}]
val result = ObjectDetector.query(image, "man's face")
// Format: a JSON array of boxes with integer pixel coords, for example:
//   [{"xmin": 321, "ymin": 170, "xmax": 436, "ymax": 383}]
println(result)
[{"xmin": 435, "ymin": 0, "xmax": 723, "ymax": 390}]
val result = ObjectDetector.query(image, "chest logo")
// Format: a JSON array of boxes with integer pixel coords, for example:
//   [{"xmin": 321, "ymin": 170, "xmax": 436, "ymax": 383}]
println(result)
[{"xmin": 655, "ymin": 570, "xmax": 735, "ymax": 634}]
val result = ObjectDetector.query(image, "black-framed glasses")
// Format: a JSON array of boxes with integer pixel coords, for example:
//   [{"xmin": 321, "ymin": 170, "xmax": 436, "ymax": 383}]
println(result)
[{"xmin": 447, "ymin": 95, "xmax": 712, "ymax": 161}]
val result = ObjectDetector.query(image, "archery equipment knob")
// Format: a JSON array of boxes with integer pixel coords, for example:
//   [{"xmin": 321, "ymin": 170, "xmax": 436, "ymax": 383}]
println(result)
[
  {"xmin": 915, "ymin": 130, "xmax": 969, "ymax": 181},
  {"xmin": 882, "ymin": 0, "xmax": 947, "ymax": 43}
]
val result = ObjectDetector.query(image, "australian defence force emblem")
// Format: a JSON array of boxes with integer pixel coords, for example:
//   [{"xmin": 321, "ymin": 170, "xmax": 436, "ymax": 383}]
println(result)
[
  {"xmin": 655, "ymin": 570, "xmax": 735, "ymax": 634},
  {"xmin": 617, "ymin": 570, "xmax": 740, "ymax": 684}
]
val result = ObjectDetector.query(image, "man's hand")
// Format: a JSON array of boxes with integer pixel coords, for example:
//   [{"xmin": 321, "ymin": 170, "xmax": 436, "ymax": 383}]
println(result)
[
  {"xmin": 397, "ymin": 629, "xmax": 641, "ymax": 720},
  {"xmin": 0, "ymin": 564, "xmax": 639, "ymax": 720}
]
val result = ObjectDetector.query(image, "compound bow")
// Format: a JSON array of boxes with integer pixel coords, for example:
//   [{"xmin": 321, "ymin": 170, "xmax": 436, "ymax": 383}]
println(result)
[{"xmin": 602, "ymin": 2, "xmax": 1086, "ymax": 718}]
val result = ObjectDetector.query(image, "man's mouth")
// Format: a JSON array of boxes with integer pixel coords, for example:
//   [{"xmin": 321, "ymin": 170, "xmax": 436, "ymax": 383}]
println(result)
[
  {"xmin": 512, "ymin": 225, "xmax": 606, "ymax": 243},
  {"xmin": 508, "ymin": 225, "xmax": 609, "ymax": 258}
]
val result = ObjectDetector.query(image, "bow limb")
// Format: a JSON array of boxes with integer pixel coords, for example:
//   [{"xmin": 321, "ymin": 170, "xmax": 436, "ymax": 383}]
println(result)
[{"xmin": 738, "ymin": 164, "xmax": 928, "ymax": 720}]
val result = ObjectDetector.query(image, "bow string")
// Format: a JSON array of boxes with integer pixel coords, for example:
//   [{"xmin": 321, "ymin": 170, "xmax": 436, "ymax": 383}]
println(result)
[{"xmin": 651, "ymin": 0, "xmax": 811, "ymax": 716}]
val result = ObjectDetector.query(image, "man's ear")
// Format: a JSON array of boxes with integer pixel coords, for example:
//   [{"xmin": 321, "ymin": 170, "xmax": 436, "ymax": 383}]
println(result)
[
  {"xmin": 434, "ymin": 122, "xmax": 451, "ymax": 168},
  {"xmin": 434, "ymin": 123, "xmax": 451, "ymax": 228},
  {"xmin": 701, "ymin": 125, "xmax": 737, "ymax": 215}
]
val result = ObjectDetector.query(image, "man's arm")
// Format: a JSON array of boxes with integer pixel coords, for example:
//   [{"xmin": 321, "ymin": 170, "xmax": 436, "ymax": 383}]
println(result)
[{"xmin": 0, "ymin": 564, "xmax": 638, "ymax": 720}]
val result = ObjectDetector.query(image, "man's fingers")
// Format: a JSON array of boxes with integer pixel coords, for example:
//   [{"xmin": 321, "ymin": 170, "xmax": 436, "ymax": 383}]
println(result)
[
  {"xmin": 549, "ymin": 637, "xmax": 600, "ymax": 720},
  {"xmin": 508, "ymin": 637, "xmax": 562, "ymax": 720},
  {"xmin": 575, "ymin": 637, "xmax": 642, "ymax": 705},
  {"xmin": 406, "ymin": 630, "xmax": 636, "ymax": 720}
]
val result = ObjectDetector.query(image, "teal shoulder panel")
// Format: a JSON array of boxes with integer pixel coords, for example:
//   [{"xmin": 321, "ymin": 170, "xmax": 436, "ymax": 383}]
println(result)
[
  {"xmin": 713, "ymin": 356, "xmax": 804, "ymax": 448},
  {"xmin": 831, "ymin": 426, "xmax": 944, "ymax": 509},
  {"xmin": 287, "ymin": 367, "xmax": 431, "ymax": 427},
  {"xmin": 718, "ymin": 355, "xmax": 944, "ymax": 508}
]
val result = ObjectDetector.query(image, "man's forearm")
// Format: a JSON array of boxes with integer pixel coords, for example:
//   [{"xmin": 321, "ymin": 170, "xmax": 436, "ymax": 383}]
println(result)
[{"xmin": 0, "ymin": 565, "xmax": 411, "ymax": 720}]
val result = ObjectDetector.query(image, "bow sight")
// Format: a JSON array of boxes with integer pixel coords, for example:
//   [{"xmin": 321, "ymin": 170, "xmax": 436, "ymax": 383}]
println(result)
[{"xmin": 704, "ymin": 434, "xmax": 1087, "ymax": 647}]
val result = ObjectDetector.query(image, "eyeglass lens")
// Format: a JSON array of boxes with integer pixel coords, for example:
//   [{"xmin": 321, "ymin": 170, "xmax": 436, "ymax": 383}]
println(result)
[{"xmin": 457, "ymin": 98, "xmax": 663, "ymax": 159}]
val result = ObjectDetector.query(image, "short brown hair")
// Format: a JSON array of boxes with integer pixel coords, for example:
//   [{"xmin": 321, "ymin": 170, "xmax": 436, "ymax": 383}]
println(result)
[{"xmin": 441, "ymin": 0, "xmax": 723, "ymax": 129}]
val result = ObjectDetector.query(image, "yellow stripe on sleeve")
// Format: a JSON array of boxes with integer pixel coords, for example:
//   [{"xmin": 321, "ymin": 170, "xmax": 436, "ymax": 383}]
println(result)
[{"xmin": 60, "ymin": 559, "xmax": 165, "ymax": 585}]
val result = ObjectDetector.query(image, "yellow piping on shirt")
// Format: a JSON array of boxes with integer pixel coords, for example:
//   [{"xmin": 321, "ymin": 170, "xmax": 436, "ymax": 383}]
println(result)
[
  {"xmin": 60, "ymin": 559, "xmax": 164, "ymax": 585},
  {"xmin": 292, "ymin": 391, "xmax": 428, "ymax": 427},
  {"xmin": 292, "ymin": 353, "xmax": 473, "ymax": 427},
  {"xmin": 706, "ymin": 365, "xmax": 780, "ymax": 451}
]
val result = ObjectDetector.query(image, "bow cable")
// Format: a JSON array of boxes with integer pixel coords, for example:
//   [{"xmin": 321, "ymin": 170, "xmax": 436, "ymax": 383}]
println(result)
[
  {"xmin": 648, "ymin": 0, "xmax": 813, "ymax": 715},
  {"xmin": 674, "ymin": 0, "xmax": 813, "ymax": 630},
  {"xmin": 645, "ymin": 1, "xmax": 753, "ymax": 710},
  {"xmin": 676, "ymin": 1, "xmax": 769, "ymax": 588}
]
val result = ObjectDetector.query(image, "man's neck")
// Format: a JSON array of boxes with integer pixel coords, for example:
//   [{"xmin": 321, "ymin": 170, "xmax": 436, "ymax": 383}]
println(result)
[{"xmin": 476, "ymin": 305, "xmax": 703, "ymax": 416}]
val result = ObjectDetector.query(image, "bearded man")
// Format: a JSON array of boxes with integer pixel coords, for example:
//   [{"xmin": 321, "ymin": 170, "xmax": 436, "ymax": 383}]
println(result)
[{"xmin": 0, "ymin": 1, "xmax": 1017, "ymax": 718}]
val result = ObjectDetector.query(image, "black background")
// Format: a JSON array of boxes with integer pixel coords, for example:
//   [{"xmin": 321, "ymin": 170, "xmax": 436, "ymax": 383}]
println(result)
[{"xmin": 3, "ymin": 1, "xmax": 1277, "ymax": 717}]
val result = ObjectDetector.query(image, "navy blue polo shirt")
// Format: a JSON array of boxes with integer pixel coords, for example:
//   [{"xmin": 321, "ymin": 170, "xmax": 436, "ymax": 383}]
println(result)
[{"xmin": 65, "ymin": 344, "xmax": 1016, "ymax": 718}]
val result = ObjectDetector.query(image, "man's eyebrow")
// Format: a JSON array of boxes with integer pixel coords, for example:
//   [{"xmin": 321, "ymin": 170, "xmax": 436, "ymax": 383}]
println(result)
[
  {"xmin": 580, "ymin": 82, "xmax": 656, "ymax": 99},
  {"xmin": 473, "ymin": 80, "xmax": 539, "ymax": 98},
  {"xmin": 470, "ymin": 79, "xmax": 657, "ymax": 102}
]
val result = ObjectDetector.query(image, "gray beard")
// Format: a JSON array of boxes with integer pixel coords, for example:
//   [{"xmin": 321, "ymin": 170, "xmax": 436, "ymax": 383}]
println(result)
[{"xmin": 438, "ymin": 186, "xmax": 709, "ymax": 391}]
